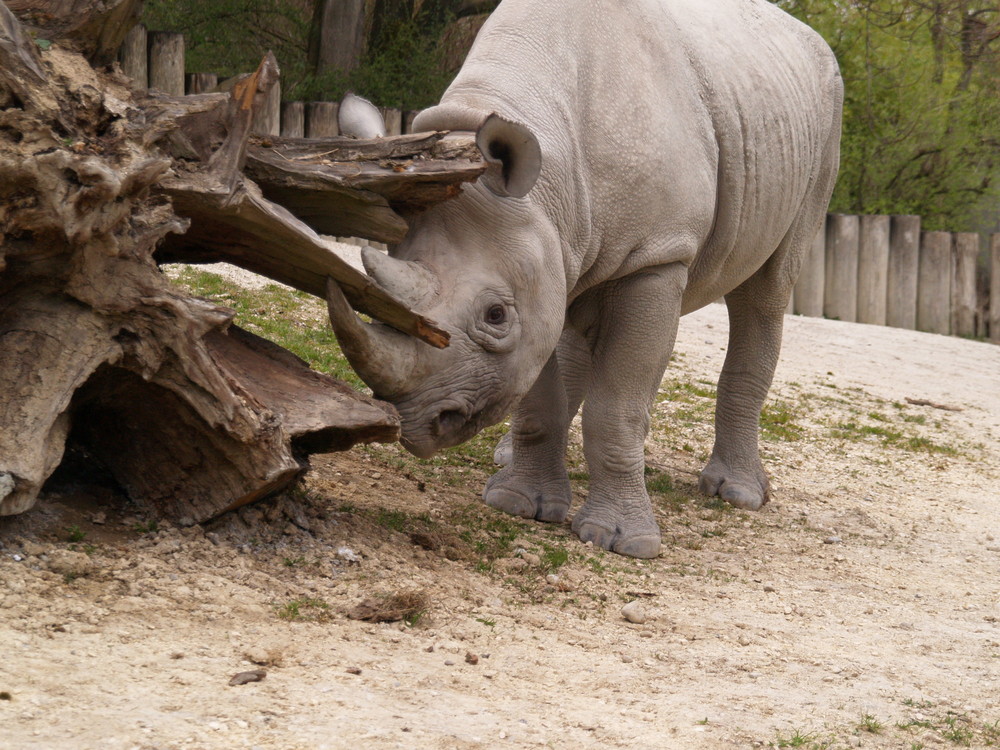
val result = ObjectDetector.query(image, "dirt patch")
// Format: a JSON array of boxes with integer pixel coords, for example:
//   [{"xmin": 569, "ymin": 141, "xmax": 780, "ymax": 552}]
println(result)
[{"xmin": 2, "ymin": 305, "xmax": 999, "ymax": 749}]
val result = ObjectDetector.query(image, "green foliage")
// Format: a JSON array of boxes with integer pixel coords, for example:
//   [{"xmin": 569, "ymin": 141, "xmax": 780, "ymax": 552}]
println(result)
[{"xmin": 773, "ymin": 0, "xmax": 1000, "ymax": 229}]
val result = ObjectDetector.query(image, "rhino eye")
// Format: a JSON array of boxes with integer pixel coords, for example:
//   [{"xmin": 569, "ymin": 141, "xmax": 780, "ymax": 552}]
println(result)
[{"xmin": 485, "ymin": 304, "xmax": 506, "ymax": 325}]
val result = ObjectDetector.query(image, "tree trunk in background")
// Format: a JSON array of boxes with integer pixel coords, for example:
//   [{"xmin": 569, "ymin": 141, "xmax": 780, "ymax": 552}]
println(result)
[{"xmin": 307, "ymin": 0, "xmax": 371, "ymax": 75}]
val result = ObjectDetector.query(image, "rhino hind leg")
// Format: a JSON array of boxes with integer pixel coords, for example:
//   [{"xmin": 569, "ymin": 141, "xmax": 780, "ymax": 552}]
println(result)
[{"xmin": 698, "ymin": 254, "xmax": 793, "ymax": 511}]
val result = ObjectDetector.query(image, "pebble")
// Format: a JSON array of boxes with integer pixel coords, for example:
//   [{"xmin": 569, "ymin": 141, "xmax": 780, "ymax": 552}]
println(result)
[
  {"xmin": 228, "ymin": 670, "xmax": 266, "ymax": 686},
  {"xmin": 465, "ymin": 652, "xmax": 479, "ymax": 665},
  {"xmin": 824, "ymin": 536, "xmax": 842, "ymax": 545},
  {"xmin": 621, "ymin": 600, "xmax": 648, "ymax": 624},
  {"xmin": 763, "ymin": 584, "xmax": 777, "ymax": 593},
  {"xmin": 337, "ymin": 547, "xmax": 361, "ymax": 563},
  {"xmin": 46, "ymin": 549, "xmax": 95, "ymax": 578}
]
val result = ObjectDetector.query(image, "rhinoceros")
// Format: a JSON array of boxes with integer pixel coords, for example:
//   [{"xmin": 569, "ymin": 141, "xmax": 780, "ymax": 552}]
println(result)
[{"xmin": 326, "ymin": 0, "xmax": 843, "ymax": 558}]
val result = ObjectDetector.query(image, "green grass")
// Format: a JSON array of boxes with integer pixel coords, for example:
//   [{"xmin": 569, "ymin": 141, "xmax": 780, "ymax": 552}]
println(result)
[
  {"xmin": 275, "ymin": 597, "xmax": 331, "ymax": 621},
  {"xmin": 64, "ymin": 525, "xmax": 86, "ymax": 543},
  {"xmin": 760, "ymin": 401, "xmax": 805, "ymax": 441},
  {"xmin": 170, "ymin": 267, "xmax": 366, "ymax": 390}
]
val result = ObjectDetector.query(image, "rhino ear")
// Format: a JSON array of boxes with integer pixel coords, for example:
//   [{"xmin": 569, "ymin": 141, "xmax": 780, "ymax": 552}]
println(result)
[{"xmin": 476, "ymin": 114, "xmax": 541, "ymax": 198}]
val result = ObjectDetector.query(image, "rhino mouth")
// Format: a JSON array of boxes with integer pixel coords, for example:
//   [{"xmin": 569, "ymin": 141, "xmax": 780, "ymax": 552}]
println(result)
[{"xmin": 400, "ymin": 402, "xmax": 493, "ymax": 458}]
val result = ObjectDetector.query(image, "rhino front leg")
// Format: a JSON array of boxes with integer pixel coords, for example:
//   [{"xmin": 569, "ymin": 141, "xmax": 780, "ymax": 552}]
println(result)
[
  {"xmin": 492, "ymin": 327, "xmax": 590, "ymax": 467},
  {"xmin": 699, "ymin": 275, "xmax": 788, "ymax": 510},
  {"xmin": 571, "ymin": 264, "xmax": 687, "ymax": 559},
  {"xmin": 482, "ymin": 346, "xmax": 578, "ymax": 523}
]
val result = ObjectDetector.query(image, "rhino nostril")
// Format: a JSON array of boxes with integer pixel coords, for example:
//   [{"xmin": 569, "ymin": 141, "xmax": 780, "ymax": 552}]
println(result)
[{"xmin": 434, "ymin": 409, "xmax": 467, "ymax": 436}]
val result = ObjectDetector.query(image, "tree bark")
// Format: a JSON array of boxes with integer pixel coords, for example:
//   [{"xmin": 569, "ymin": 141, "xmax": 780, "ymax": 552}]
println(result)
[
  {"xmin": 307, "ymin": 0, "xmax": 370, "ymax": 75},
  {"xmin": 0, "ymin": 2, "xmax": 485, "ymax": 523}
]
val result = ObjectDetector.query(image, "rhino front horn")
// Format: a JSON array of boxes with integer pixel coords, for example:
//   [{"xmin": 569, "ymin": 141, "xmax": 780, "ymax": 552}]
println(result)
[{"xmin": 325, "ymin": 278, "xmax": 418, "ymax": 399}]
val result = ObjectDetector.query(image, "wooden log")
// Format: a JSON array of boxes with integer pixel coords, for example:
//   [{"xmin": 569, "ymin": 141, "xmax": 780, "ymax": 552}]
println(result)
[
  {"xmin": 824, "ymin": 214, "xmax": 859, "ymax": 322},
  {"xmin": 148, "ymin": 30, "xmax": 184, "ymax": 96},
  {"xmin": 383, "ymin": 107, "xmax": 403, "ymax": 136},
  {"xmin": 186, "ymin": 72, "xmax": 218, "ymax": 95},
  {"xmin": 917, "ymin": 231, "xmax": 952, "ymax": 335},
  {"xmin": 0, "ymin": 34, "xmax": 410, "ymax": 523},
  {"xmin": 856, "ymin": 214, "xmax": 890, "ymax": 326},
  {"xmin": 306, "ymin": 101, "xmax": 339, "ymax": 137},
  {"xmin": 794, "ymin": 219, "xmax": 826, "ymax": 317},
  {"xmin": 281, "ymin": 101, "xmax": 305, "ymax": 138},
  {"xmin": 118, "ymin": 23, "xmax": 147, "ymax": 87},
  {"xmin": 243, "ymin": 132, "xmax": 486, "ymax": 242},
  {"xmin": 252, "ymin": 79, "xmax": 281, "ymax": 136},
  {"xmin": 951, "ymin": 233, "xmax": 979, "ymax": 338},
  {"xmin": 886, "ymin": 215, "xmax": 920, "ymax": 330},
  {"xmin": 991, "ymin": 234, "xmax": 1000, "ymax": 343}
]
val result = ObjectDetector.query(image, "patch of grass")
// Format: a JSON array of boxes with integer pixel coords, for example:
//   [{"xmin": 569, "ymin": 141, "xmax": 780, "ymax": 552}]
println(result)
[
  {"xmin": 171, "ymin": 267, "xmax": 366, "ymax": 389},
  {"xmin": 859, "ymin": 713, "xmax": 884, "ymax": 734},
  {"xmin": 830, "ymin": 420, "xmax": 960, "ymax": 456},
  {"xmin": 133, "ymin": 520, "xmax": 159, "ymax": 534},
  {"xmin": 774, "ymin": 728, "xmax": 820, "ymax": 748},
  {"xmin": 275, "ymin": 597, "xmax": 331, "ymax": 621},
  {"xmin": 475, "ymin": 616, "xmax": 496, "ymax": 628},
  {"xmin": 283, "ymin": 556, "xmax": 306, "ymax": 567},
  {"xmin": 64, "ymin": 525, "xmax": 86, "ymax": 543},
  {"xmin": 761, "ymin": 401, "xmax": 805, "ymax": 442},
  {"xmin": 540, "ymin": 543, "xmax": 569, "ymax": 571},
  {"xmin": 374, "ymin": 509, "xmax": 410, "ymax": 533}
]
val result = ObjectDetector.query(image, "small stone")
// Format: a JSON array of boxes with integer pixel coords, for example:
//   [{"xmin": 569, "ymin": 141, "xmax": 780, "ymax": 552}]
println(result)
[
  {"xmin": 621, "ymin": 600, "xmax": 648, "ymax": 624},
  {"xmin": 621, "ymin": 655, "xmax": 634, "ymax": 664},
  {"xmin": 738, "ymin": 635, "xmax": 751, "ymax": 646},
  {"xmin": 337, "ymin": 547, "xmax": 361, "ymax": 564},
  {"xmin": 228, "ymin": 670, "xmax": 266, "ymax": 686},
  {"xmin": 91, "ymin": 512, "xmax": 106, "ymax": 525},
  {"xmin": 46, "ymin": 549, "xmax": 94, "ymax": 578},
  {"xmin": 545, "ymin": 573, "xmax": 560, "ymax": 585},
  {"xmin": 465, "ymin": 651, "xmax": 479, "ymax": 665},
  {"xmin": 21, "ymin": 540, "xmax": 46, "ymax": 557},
  {"xmin": 763, "ymin": 584, "xmax": 777, "ymax": 593},
  {"xmin": 346, "ymin": 667, "xmax": 362, "ymax": 675},
  {"xmin": 443, "ymin": 660, "xmax": 455, "ymax": 666},
  {"xmin": 824, "ymin": 536, "xmax": 842, "ymax": 545}
]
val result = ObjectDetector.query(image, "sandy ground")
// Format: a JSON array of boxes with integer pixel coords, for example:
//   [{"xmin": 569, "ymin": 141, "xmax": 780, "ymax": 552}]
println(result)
[{"xmin": 2, "ymin": 294, "xmax": 999, "ymax": 750}]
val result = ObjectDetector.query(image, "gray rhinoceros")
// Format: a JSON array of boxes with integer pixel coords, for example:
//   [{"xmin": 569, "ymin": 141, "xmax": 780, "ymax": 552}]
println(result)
[{"xmin": 326, "ymin": 0, "xmax": 843, "ymax": 558}]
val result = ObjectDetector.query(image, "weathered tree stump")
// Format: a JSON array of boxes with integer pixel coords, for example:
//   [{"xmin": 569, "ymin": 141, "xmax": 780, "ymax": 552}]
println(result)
[{"xmin": 0, "ymin": 1, "xmax": 485, "ymax": 523}]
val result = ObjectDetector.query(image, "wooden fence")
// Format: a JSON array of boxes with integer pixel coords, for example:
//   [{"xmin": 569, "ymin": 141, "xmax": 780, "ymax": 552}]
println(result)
[
  {"xmin": 119, "ymin": 26, "xmax": 999, "ymax": 344},
  {"xmin": 794, "ymin": 214, "xmax": 998, "ymax": 342},
  {"xmin": 118, "ymin": 27, "xmax": 420, "ymax": 138}
]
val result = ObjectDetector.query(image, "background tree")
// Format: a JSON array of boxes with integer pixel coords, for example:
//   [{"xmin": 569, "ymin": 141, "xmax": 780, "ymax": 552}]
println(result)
[{"xmin": 776, "ymin": 0, "xmax": 1000, "ymax": 230}]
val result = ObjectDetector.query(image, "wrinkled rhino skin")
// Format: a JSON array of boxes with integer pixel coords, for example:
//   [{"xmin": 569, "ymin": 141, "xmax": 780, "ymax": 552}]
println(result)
[{"xmin": 327, "ymin": 0, "xmax": 843, "ymax": 558}]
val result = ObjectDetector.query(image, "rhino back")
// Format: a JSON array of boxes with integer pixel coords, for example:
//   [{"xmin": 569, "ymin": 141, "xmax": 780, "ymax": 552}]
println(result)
[{"xmin": 430, "ymin": 0, "xmax": 842, "ymax": 304}]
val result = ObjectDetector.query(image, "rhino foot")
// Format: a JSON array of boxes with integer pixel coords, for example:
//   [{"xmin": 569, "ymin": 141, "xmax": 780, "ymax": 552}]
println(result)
[
  {"xmin": 698, "ymin": 456, "xmax": 770, "ymax": 511},
  {"xmin": 483, "ymin": 466, "xmax": 571, "ymax": 523},
  {"xmin": 571, "ymin": 496, "xmax": 661, "ymax": 559}
]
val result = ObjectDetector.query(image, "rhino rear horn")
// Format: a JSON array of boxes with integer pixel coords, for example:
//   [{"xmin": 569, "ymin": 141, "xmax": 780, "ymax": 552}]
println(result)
[
  {"xmin": 361, "ymin": 246, "xmax": 438, "ymax": 309},
  {"xmin": 476, "ymin": 114, "xmax": 541, "ymax": 198}
]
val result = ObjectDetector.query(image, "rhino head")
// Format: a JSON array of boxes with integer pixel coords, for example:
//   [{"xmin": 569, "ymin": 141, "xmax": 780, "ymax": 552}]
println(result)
[{"xmin": 326, "ymin": 112, "xmax": 566, "ymax": 458}]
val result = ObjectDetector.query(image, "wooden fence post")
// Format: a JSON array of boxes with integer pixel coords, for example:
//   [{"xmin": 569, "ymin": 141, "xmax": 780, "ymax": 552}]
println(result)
[
  {"xmin": 403, "ymin": 110, "xmax": 419, "ymax": 134},
  {"xmin": 252, "ymin": 80, "xmax": 281, "ymax": 136},
  {"xmin": 185, "ymin": 73, "xmax": 218, "ymax": 94},
  {"xmin": 991, "ymin": 234, "xmax": 1000, "ymax": 343},
  {"xmin": 951, "ymin": 233, "xmax": 980, "ymax": 338},
  {"xmin": 857, "ymin": 214, "xmax": 890, "ymax": 325},
  {"xmin": 118, "ymin": 24, "xmax": 147, "ymax": 87},
  {"xmin": 306, "ymin": 102, "xmax": 339, "ymax": 137},
  {"xmin": 793, "ymin": 216, "xmax": 826, "ymax": 318},
  {"xmin": 824, "ymin": 213, "xmax": 859, "ymax": 322},
  {"xmin": 147, "ymin": 31, "xmax": 185, "ymax": 96},
  {"xmin": 281, "ymin": 102, "xmax": 305, "ymax": 138},
  {"xmin": 886, "ymin": 215, "xmax": 920, "ymax": 330},
  {"xmin": 917, "ymin": 231, "xmax": 952, "ymax": 335},
  {"xmin": 382, "ymin": 108, "xmax": 402, "ymax": 136}
]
